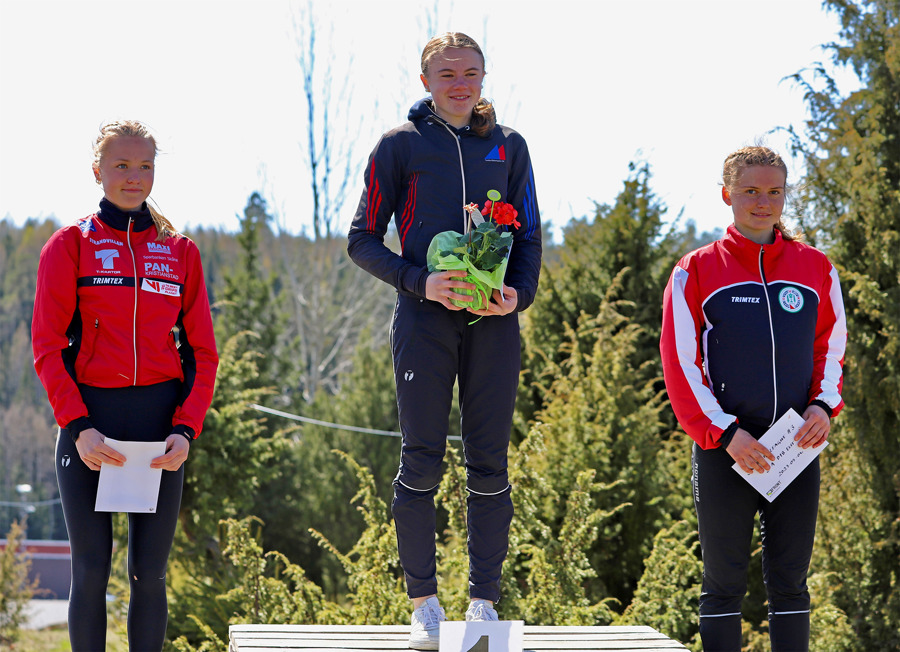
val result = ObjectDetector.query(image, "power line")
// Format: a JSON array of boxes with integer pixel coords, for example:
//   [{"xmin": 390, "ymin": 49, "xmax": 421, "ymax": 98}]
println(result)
[
  {"xmin": 0, "ymin": 498, "xmax": 61, "ymax": 507},
  {"xmin": 250, "ymin": 404, "xmax": 463, "ymax": 441}
]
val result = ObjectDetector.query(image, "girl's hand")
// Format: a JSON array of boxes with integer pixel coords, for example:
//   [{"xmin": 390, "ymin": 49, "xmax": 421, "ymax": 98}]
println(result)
[
  {"xmin": 726, "ymin": 428, "xmax": 775, "ymax": 474},
  {"xmin": 796, "ymin": 404, "xmax": 830, "ymax": 449},
  {"xmin": 425, "ymin": 270, "xmax": 475, "ymax": 310},
  {"xmin": 75, "ymin": 428, "xmax": 126, "ymax": 471},
  {"xmin": 150, "ymin": 434, "xmax": 190, "ymax": 472},
  {"xmin": 467, "ymin": 285, "xmax": 518, "ymax": 317}
]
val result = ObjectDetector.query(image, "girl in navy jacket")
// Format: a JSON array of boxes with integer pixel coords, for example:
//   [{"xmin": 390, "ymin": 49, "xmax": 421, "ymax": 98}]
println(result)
[{"xmin": 348, "ymin": 32, "xmax": 541, "ymax": 649}]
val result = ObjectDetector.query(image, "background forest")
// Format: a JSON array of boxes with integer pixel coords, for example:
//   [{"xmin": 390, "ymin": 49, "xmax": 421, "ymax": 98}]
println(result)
[{"xmin": 1, "ymin": 0, "xmax": 898, "ymax": 650}]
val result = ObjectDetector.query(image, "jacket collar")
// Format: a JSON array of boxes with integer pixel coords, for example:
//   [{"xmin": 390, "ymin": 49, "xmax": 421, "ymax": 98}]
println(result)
[
  {"xmin": 409, "ymin": 98, "xmax": 474, "ymax": 136},
  {"xmin": 722, "ymin": 223, "xmax": 785, "ymax": 269},
  {"xmin": 97, "ymin": 198, "xmax": 155, "ymax": 233}
]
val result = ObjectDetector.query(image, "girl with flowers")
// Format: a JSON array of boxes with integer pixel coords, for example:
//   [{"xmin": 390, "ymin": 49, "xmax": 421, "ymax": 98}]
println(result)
[{"xmin": 348, "ymin": 32, "xmax": 541, "ymax": 649}]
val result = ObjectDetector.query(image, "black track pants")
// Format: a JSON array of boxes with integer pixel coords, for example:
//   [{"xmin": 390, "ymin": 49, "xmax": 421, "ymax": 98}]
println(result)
[
  {"xmin": 390, "ymin": 295, "xmax": 519, "ymax": 601},
  {"xmin": 56, "ymin": 380, "xmax": 184, "ymax": 652},
  {"xmin": 692, "ymin": 443, "xmax": 819, "ymax": 652}
]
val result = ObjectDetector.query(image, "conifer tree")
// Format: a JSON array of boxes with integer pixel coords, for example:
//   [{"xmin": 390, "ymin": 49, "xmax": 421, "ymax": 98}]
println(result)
[
  {"xmin": 616, "ymin": 520, "xmax": 702, "ymax": 650},
  {"xmin": 0, "ymin": 521, "xmax": 39, "ymax": 646},
  {"xmin": 216, "ymin": 192, "xmax": 287, "ymax": 389},
  {"xmin": 514, "ymin": 290, "xmax": 674, "ymax": 610},
  {"xmin": 787, "ymin": 0, "xmax": 899, "ymax": 646},
  {"xmin": 519, "ymin": 163, "xmax": 673, "ymax": 428}
]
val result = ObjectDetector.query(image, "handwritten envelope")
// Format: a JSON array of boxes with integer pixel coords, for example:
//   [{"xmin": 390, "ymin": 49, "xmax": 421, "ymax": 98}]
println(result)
[{"xmin": 732, "ymin": 408, "xmax": 828, "ymax": 502}]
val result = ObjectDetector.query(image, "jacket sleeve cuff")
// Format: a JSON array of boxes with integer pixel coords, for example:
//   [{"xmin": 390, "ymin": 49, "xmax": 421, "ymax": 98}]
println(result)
[
  {"xmin": 65, "ymin": 416, "xmax": 94, "ymax": 442},
  {"xmin": 408, "ymin": 266, "xmax": 431, "ymax": 298},
  {"xmin": 807, "ymin": 400, "xmax": 833, "ymax": 418},
  {"xmin": 172, "ymin": 424, "xmax": 195, "ymax": 444},
  {"xmin": 717, "ymin": 421, "xmax": 740, "ymax": 450}
]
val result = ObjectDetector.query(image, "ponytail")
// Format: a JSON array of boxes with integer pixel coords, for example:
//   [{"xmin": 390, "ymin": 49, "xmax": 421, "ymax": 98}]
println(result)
[
  {"xmin": 471, "ymin": 98, "xmax": 496, "ymax": 137},
  {"xmin": 147, "ymin": 199, "xmax": 176, "ymax": 242}
]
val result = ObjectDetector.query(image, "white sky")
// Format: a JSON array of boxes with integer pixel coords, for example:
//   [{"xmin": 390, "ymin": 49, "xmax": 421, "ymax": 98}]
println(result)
[{"xmin": 0, "ymin": 0, "xmax": 850, "ymax": 241}]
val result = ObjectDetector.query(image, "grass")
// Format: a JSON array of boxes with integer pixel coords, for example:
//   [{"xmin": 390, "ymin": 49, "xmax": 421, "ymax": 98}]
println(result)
[{"xmin": 11, "ymin": 624, "xmax": 127, "ymax": 652}]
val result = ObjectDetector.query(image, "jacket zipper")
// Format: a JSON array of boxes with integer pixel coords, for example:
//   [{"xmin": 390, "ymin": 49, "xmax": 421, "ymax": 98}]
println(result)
[
  {"xmin": 758, "ymin": 246, "xmax": 778, "ymax": 427},
  {"xmin": 81, "ymin": 318, "xmax": 100, "ymax": 370},
  {"xmin": 431, "ymin": 113, "xmax": 469, "ymax": 234},
  {"xmin": 127, "ymin": 217, "xmax": 138, "ymax": 385}
]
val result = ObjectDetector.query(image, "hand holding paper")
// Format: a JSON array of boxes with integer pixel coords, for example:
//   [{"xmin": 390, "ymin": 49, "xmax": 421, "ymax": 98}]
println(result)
[
  {"xmin": 150, "ymin": 434, "xmax": 190, "ymax": 471},
  {"xmin": 95, "ymin": 438, "xmax": 166, "ymax": 513},
  {"xmin": 75, "ymin": 428, "xmax": 126, "ymax": 471},
  {"xmin": 732, "ymin": 409, "xmax": 828, "ymax": 503},
  {"xmin": 795, "ymin": 403, "xmax": 831, "ymax": 449},
  {"xmin": 727, "ymin": 428, "xmax": 776, "ymax": 474}
]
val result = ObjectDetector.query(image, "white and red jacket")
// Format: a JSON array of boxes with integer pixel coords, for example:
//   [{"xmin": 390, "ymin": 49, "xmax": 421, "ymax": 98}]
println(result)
[
  {"xmin": 32, "ymin": 200, "xmax": 218, "ymax": 438},
  {"xmin": 660, "ymin": 225, "xmax": 846, "ymax": 449}
]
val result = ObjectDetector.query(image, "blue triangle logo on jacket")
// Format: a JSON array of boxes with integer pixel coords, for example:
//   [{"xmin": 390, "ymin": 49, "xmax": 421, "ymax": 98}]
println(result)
[{"xmin": 485, "ymin": 145, "xmax": 506, "ymax": 162}]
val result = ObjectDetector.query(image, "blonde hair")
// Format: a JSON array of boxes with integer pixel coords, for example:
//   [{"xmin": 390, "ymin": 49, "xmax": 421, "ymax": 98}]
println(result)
[
  {"xmin": 421, "ymin": 32, "xmax": 496, "ymax": 137},
  {"xmin": 93, "ymin": 120, "xmax": 175, "ymax": 242},
  {"xmin": 723, "ymin": 146, "xmax": 800, "ymax": 242}
]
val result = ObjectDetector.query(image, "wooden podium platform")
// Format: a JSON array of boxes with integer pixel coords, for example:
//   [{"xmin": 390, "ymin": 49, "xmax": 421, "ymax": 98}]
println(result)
[{"xmin": 228, "ymin": 624, "xmax": 688, "ymax": 651}]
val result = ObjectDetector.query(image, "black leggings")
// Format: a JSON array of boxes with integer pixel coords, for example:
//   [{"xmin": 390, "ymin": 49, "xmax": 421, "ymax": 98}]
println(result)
[
  {"xmin": 692, "ymin": 443, "xmax": 819, "ymax": 652},
  {"xmin": 56, "ymin": 380, "xmax": 184, "ymax": 652}
]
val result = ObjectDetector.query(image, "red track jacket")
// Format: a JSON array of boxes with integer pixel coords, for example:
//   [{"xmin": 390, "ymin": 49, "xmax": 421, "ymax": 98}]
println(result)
[{"xmin": 32, "ymin": 200, "xmax": 218, "ymax": 437}]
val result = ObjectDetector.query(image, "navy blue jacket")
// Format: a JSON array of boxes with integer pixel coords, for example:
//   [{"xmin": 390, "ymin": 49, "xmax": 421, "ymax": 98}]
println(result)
[{"xmin": 347, "ymin": 99, "xmax": 542, "ymax": 311}]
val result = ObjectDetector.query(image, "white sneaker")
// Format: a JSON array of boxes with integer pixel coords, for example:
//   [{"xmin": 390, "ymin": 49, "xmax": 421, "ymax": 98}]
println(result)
[
  {"xmin": 465, "ymin": 599, "xmax": 498, "ymax": 622},
  {"xmin": 409, "ymin": 596, "xmax": 445, "ymax": 650}
]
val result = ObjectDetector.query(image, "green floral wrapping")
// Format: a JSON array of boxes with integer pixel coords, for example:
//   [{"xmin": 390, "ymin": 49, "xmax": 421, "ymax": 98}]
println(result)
[{"xmin": 426, "ymin": 226, "xmax": 512, "ymax": 310}]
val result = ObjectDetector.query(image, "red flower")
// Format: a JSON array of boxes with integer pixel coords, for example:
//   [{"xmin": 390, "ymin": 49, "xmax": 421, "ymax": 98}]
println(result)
[{"xmin": 481, "ymin": 200, "xmax": 521, "ymax": 229}]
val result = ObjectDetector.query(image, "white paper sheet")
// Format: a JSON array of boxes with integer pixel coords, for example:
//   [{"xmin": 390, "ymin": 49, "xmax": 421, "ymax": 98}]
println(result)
[
  {"xmin": 732, "ymin": 408, "xmax": 828, "ymax": 502},
  {"xmin": 94, "ymin": 438, "xmax": 166, "ymax": 513},
  {"xmin": 439, "ymin": 620, "xmax": 524, "ymax": 652}
]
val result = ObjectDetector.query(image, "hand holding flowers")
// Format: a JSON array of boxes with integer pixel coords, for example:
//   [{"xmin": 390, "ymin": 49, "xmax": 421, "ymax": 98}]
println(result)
[{"xmin": 427, "ymin": 190, "xmax": 519, "ymax": 313}]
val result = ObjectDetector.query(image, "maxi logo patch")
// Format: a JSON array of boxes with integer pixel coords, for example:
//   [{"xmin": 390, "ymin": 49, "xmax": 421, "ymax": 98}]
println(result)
[
  {"xmin": 485, "ymin": 144, "xmax": 506, "ymax": 162},
  {"xmin": 778, "ymin": 286, "xmax": 804, "ymax": 313},
  {"xmin": 141, "ymin": 278, "xmax": 181, "ymax": 297},
  {"xmin": 147, "ymin": 242, "xmax": 172, "ymax": 254}
]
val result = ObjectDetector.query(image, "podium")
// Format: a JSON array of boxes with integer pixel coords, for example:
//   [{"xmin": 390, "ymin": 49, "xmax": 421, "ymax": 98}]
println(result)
[{"xmin": 228, "ymin": 623, "xmax": 688, "ymax": 651}]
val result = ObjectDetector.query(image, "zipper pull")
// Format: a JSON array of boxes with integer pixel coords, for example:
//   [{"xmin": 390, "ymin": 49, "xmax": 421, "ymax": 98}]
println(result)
[{"xmin": 94, "ymin": 319, "xmax": 99, "ymax": 328}]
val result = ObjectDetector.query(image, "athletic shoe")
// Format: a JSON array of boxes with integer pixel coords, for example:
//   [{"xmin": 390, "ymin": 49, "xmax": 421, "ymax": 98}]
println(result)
[
  {"xmin": 408, "ymin": 596, "xmax": 445, "ymax": 650},
  {"xmin": 465, "ymin": 599, "xmax": 499, "ymax": 622}
]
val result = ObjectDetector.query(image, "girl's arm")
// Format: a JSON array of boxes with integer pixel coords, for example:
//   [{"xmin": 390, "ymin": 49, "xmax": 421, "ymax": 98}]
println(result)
[
  {"xmin": 32, "ymin": 226, "xmax": 91, "ymax": 433},
  {"xmin": 171, "ymin": 239, "xmax": 218, "ymax": 439},
  {"xmin": 660, "ymin": 261, "xmax": 739, "ymax": 449},
  {"xmin": 347, "ymin": 135, "xmax": 430, "ymax": 297},
  {"xmin": 807, "ymin": 262, "xmax": 847, "ymax": 417},
  {"xmin": 503, "ymin": 133, "xmax": 542, "ymax": 312}
]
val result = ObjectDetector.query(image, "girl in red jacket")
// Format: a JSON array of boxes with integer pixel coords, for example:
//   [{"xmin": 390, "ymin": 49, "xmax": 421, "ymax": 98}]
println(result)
[
  {"xmin": 32, "ymin": 120, "xmax": 218, "ymax": 651},
  {"xmin": 660, "ymin": 146, "xmax": 846, "ymax": 651}
]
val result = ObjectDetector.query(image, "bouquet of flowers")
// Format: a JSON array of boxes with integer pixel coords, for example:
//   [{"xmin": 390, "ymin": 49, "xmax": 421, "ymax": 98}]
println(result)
[{"xmin": 426, "ymin": 189, "xmax": 520, "ymax": 310}]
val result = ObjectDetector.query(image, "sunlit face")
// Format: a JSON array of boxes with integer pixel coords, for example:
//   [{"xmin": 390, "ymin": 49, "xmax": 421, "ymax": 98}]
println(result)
[
  {"xmin": 722, "ymin": 165, "xmax": 786, "ymax": 244},
  {"xmin": 93, "ymin": 136, "xmax": 155, "ymax": 211},
  {"xmin": 420, "ymin": 47, "xmax": 485, "ymax": 129}
]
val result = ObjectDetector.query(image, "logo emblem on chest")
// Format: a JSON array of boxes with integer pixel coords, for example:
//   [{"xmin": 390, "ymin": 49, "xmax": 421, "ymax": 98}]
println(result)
[
  {"xmin": 778, "ymin": 287, "xmax": 804, "ymax": 313},
  {"xmin": 95, "ymin": 249, "xmax": 119, "ymax": 270},
  {"xmin": 141, "ymin": 278, "xmax": 182, "ymax": 297},
  {"xmin": 485, "ymin": 145, "xmax": 506, "ymax": 162}
]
